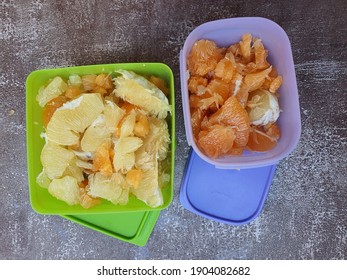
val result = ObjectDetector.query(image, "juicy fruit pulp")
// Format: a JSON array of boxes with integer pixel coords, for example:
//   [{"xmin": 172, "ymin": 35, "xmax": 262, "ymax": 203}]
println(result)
[
  {"xmin": 37, "ymin": 71, "xmax": 171, "ymax": 209},
  {"xmin": 188, "ymin": 34, "xmax": 282, "ymax": 158}
]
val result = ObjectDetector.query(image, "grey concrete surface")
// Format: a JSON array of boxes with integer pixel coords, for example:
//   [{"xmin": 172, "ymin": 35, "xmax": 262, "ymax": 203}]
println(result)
[{"xmin": 0, "ymin": 0, "xmax": 346, "ymax": 259}]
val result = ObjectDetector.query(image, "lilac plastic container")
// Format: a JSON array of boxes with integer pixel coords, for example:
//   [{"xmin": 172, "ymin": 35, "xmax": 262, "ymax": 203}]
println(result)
[{"xmin": 180, "ymin": 17, "xmax": 301, "ymax": 169}]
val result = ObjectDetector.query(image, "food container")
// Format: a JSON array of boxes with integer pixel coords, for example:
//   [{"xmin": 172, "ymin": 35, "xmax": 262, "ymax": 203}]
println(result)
[
  {"xmin": 26, "ymin": 62, "xmax": 176, "ymax": 215},
  {"xmin": 180, "ymin": 17, "xmax": 301, "ymax": 169},
  {"xmin": 179, "ymin": 17, "xmax": 301, "ymax": 225}
]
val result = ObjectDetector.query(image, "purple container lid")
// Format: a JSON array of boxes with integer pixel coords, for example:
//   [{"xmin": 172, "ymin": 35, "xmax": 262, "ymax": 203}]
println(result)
[
  {"xmin": 180, "ymin": 17, "xmax": 301, "ymax": 169},
  {"xmin": 180, "ymin": 149, "xmax": 276, "ymax": 225}
]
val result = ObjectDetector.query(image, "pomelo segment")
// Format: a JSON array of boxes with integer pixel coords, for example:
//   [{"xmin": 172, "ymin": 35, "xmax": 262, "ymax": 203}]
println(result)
[
  {"xmin": 244, "ymin": 66, "xmax": 272, "ymax": 92},
  {"xmin": 114, "ymin": 70, "xmax": 171, "ymax": 119},
  {"xmin": 198, "ymin": 125, "xmax": 235, "ymax": 159},
  {"xmin": 36, "ymin": 76, "xmax": 68, "ymax": 107},
  {"xmin": 188, "ymin": 76, "xmax": 208, "ymax": 95},
  {"xmin": 104, "ymin": 101, "xmax": 125, "ymax": 133},
  {"xmin": 87, "ymin": 172, "xmax": 127, "ymax": 205},
  {"xmin": 46, "ymin": 93, "xmax": 105, "ymax": 146},
  {"xmin": 188, "ymin": 40, "xmax": 223, "ymax": 76},
  {"xmin": 208, "ymin": 96, "xmax": 250, "ymax": 147},
  {"xmin": 40, "ymin": 141, "xmax": 75, "ymax": 179},
  {"xmin": 48, "ymin": 176, "xmax": 80, "ymax": 205},
  {"xmin": 63, "ymin": 158, "xmax": 84, "ymax": 183},
  {"xmin": 137, "ymin": 117, "xmax": 170, "ymax": 162},
  {"xmin": 81, "ymin": 114, "xmax": 110, "ymax": 152},
  {"xmin": 36, "ymin": 170, "xmax": 51, "ymax": 188},
  {"xmin": 113, "ymin": 137, "xmax": 143, "ymax": 173},
  {"xmin": 131, "ymin": 158, "xmax": 163, "ymax": 208},
  {"xmin": 247, "ymin": 128, "xmax": 277, "ymax": 152}
]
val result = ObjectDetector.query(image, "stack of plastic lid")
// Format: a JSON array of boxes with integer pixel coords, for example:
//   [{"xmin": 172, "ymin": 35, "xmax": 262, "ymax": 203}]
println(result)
[{"xmin": 179, "ymin": 17, "xmax": 301, "ymax": 225}]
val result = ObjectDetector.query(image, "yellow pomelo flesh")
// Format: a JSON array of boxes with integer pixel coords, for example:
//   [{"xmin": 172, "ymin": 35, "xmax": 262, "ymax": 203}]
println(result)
[
  {"xmin": 40, "ymin": 141, "xmax": 75, "ymax": 179},
  {"xmin": 104, "ymin": 101, "xmax": 125, "ymax": 133},
  {"xmin": 131, "ymin": 158, "xmax": 163, "ymax": 208},
  {"xmin": 113, "ymin": 137, "xmax": 143, "ymax": 173},
  {"xmin": 114, "ymin": 77, "xmax": 170, "ymax": 119},
  {"xmin": 81, "ymin": 114, "xmax": 110, "ymax": 152},
  {"xmin": 87, "ymin": 172, "xmax": 125, "ymax": 205},
  {"xmin": 36, "ymin": 76, "xmax": 68, "ymax": 107},
  {"xmin": 63, "ymin": 158, "xmax": 84, "ymax": 182},
  {"xmin": 36, "ymin": 170, "xmax": 51, "ymax": 188},
  {"xmin": 48, "ymin": 176, "xmax": 80, "ymax": 205},
  {"xmin": 46, "ymin": 94, "xmax": 105, "ymax": 146}
]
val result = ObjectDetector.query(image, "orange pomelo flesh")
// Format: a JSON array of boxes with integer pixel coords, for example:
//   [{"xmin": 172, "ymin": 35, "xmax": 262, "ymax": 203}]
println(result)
[
  {"xmin": 247, "ymin": 124, "xmax": 281, "ymax": 152},
  {"xmin": 269, "ymin": 76, "xmax": 283, "ymax": 93},
  {"xmin": 205, "ymin": 78, "xmax": 231, "ymax": 104},
  {"xmin": 244, "ymin": 66, "xmax": 272, "ymax": 92},
  {"xmin": 188, "ymin": 40, "xmax": 223, "ymax": 76},
  {"xmin": 227, "ymin": 146, "xmax": 244, "ymax": 156},
  {"xmin": 188, "ymin": 76, "xmax": 208, "ymax": 95},
  {"xmin": 239, "ymin": 33, "xmax": 252, "ymax": 61},
  {"xmin": 65, "ymin": 86, "xmax": 82, "ymax": 99},
  {"xmin": 247, "ymin": 129, "xmax": 277, "ymax": 152},
  {"xmin": 198, "ymin": 125, "xmax": 235, "ymax": 159},
  {"xmin": 95, "ymin": 73, "xmax": 113, "ymax": 90},
  {"xmin": 93, "ymin": 142, "xmax": 113, "ymax": 176},
  {"xmin": 234, "ymin": 82, "xmax": 249, "ymax": 108},
  {"xmin": 208, "ymin": 96, "xmax": 250, "ymax": 147},
  {"xmin": 187, "ymin": 35, "xmax": 283, "ymax": 158},
  {"xmin": 253, "ymin": 39, "xmax": 270, "ymax": 70},
  {"xmin": 189, "ymin": 78, "xmax": 230, "ymax": 112},
  {"xmin": 191, "ymin": 108, "xmax": 205, "ymax": 140},
  {"xmin": 214, "ymin": 57, "xmax": 235, "ymax": 82},
  {"xmin": 265, "ymin": 123, "xmax": 281, "ymax": 140},
  {"xmin": 189, "ymin": 94, "xmax": 221, "ymax": 111},
  {"xmin": 149, "ymin": 76, "xmax": 169, "ymax": 95}
]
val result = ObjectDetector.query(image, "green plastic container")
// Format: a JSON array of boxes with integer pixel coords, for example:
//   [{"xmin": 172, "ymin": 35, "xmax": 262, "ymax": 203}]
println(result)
[{"xmin": 26, "ymin": 63, "xmax": 176, "ymax": 215}]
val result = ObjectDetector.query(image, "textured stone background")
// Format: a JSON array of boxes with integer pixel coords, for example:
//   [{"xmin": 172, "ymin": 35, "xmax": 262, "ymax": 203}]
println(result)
[{"xmin": 1, "ymin": 0, "xmax": 346, "ymax": 259}]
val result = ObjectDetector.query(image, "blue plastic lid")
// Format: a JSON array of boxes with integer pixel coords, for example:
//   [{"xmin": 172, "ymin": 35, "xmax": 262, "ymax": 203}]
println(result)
[{"xmin": 180, "ymin": 149, "xmax": 276, "ymax": 225}]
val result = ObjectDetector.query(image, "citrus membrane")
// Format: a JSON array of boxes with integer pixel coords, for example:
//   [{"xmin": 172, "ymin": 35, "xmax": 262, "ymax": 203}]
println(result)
[{"xmin": 247, "ymin": 89, "xmax": 280, "ymax": 126}]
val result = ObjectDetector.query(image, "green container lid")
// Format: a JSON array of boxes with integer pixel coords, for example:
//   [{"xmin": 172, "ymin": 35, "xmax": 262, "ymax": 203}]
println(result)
[{"xmin": 63, "ymin": 210, "xmax": 161, "ymax": 246}]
